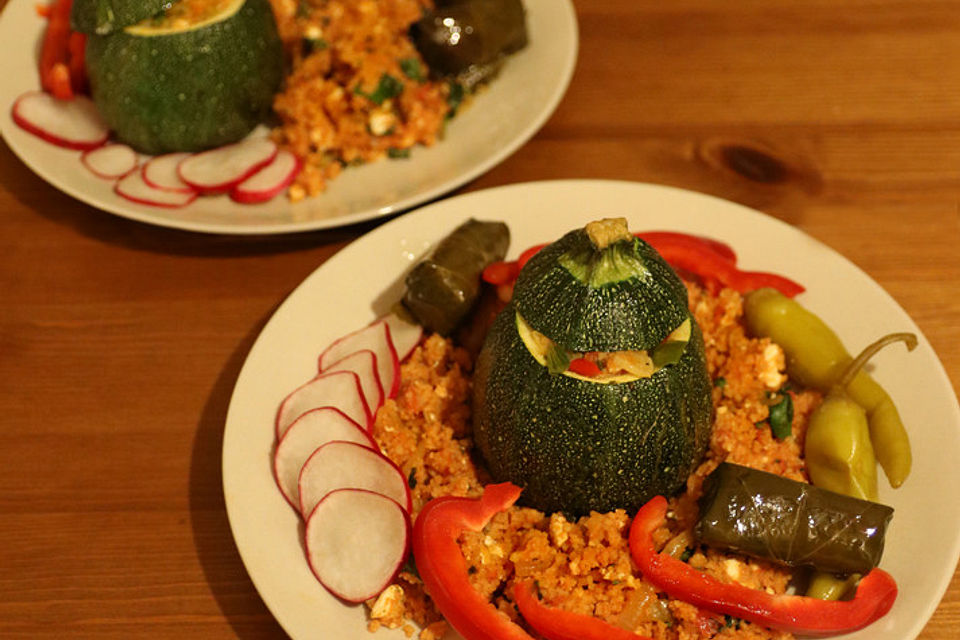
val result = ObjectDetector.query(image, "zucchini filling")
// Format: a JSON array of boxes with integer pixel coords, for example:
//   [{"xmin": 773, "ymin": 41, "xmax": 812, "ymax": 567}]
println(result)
[{"xmin": 516, "ymin": 312, "xmax": 691, "ymax": 383}]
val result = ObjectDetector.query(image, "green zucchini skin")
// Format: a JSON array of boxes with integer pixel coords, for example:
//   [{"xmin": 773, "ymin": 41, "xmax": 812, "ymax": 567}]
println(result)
[
  {"xmin": 513, "ymin": 229, "xmax": 689, "ymax": 352},
  {"xmin": 71, "ymin": 0, "xmax": 168, "ymax": 35},
  {"xmin": 85, "ymin": 0, "xmax": 283, "ymax": 154},
  {"xmin": 473, "ymin": 303, "xmax": 713, "ymax": 517}
]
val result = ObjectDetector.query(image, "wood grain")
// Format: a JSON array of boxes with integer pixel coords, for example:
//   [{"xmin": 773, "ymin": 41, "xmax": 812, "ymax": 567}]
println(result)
[{"xmin": 1, "ymin": 0, "xmax": 958, "ymax": 638}]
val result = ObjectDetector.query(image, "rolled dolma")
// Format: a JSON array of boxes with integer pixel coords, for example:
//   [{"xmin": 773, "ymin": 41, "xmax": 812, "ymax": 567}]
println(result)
[
  {"xmin": 403, "ymin": 218, "xmax": 510, "ymax": 335},
  {"xmin": 695, "ymin": 462, "xmax": 894, "ymax": 575},
  {"xmin": 412, "ymin": 0, "xmax": 528, "ymax": 88}
]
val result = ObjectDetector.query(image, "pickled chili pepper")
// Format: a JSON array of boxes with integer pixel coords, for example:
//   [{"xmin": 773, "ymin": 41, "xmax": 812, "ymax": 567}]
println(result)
[
  {"xmin": 800, "ymin": 332, "xmax": 916, "ymax": 599},
  {"xmin": 743, "ymin": 287, "xmax": 914, "ymax": 488},
  {"xmin": 629, "ymin": 494, "xmax": 898, "ymax": 636},
  {"xmin": 513, "ymin": 580, "xmax": 654, "ymax": 640}
]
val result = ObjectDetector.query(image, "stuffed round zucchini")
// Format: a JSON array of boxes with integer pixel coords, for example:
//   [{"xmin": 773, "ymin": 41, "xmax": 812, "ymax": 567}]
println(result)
[
  {"xmin": 473, "ymin": 218, "xmax": 713, "ymax": 516},
  {"xmin": 83, "ymin": 0, "xmax": 283, "ymax": 154}
]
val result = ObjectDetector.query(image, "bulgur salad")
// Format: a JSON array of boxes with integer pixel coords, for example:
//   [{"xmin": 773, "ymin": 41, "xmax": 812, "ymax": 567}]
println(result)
[{"xmin": 264, "ymin": 213, "xmax": 918, "ymax": 640}]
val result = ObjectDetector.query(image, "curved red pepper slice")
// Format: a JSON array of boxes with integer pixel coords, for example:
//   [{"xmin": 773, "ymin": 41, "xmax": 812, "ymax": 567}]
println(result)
[
  {"xmin": 628, "ymin": 495, "xmax": 898, "ymax": 637},
  {"xmin": 412, "ymin": 483, "xmax": 536, "ymax": 640},
  {"xmin": 636, "ymin": 232, "xmax": 804, "ymax": 298},
  {"xmin": 513, "ymin": 579, "xmax": 655, "ymax": 640},
  {"xmin": 481, "ymin": 232, "xmax": 803, "ymax": 299},
  {"xmin": 635, "ymin": 231, "xmax": 738, "ymax": 264},
  {"xmin": 482, "ymin": 260, "xmax": 521, "ymax": 286}
]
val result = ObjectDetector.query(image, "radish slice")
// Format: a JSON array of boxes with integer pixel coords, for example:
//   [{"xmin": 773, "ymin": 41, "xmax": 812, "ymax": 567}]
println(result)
[
  {"xmin": 298, "ymin": 440, "xmax": 411, "ymax": 518},
  {"xmin": 115, "ymin": 169, "xmax": 199, "ymax": 208},
  {"xmin": 383, "ymin": 313, "xmax": 423, "ymax": 363},
  {"xmin": 11, "ymin": 91, "xmax": 109, "ymax": 151},
  {"xmin": 323, "ymin": 349, "xmax": 384, "ymax": 418},
  {"xmin": 319, "ymin": 320, "xmax": 400, "ymax": 400},
  {"xmin": 304, "ymin": 488, "xmax": 410, "ymax": 603},
  {"xmin": 273, "ymin": 407, "xmax": 377, "ymax": 508},
  {"xmin": 177, "ymin": 138, "xmax": 278, "ymax": 194},
  {"xmin": 276, "ymin": 370, "xmax": 371, "ymax": 438},
  {"xmin": 81, "ymin": 143, "xmax": 138, "ymax": 179},
  {"xmin": 229, "ymin": 149, "xmax": 301, "ymax": 204},
  {"xmin": 142, "ymin": 153, "xmax": 195, "ymax": 193}
]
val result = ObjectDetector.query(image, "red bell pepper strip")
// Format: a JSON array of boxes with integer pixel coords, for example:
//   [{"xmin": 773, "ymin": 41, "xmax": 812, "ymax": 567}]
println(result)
[
  {"xmin": 412, "ymin": 483, "xmax": 536, "ymax": 640},
  {"xmin": 513, "ymin": 579, "xmax": 655, "ymax": 640},
  {"xmin": 628, "ymin": 495, "xmax": 898, "ymax": 637},
  {"xmin": 635, "ymin": 231, "xmax": 737, "ymax": 264},
  {"xmin": 517, "ymin": 243, "xmax": 547, "ymax": 270},
  {"xmin": 38, "ymin": 0, "xmax": 88, "ymax": 100},
  {"xmin": 480, "ymin": 232, "xmax": 803, "ymax": 299},
  {"xmin": 67, "ymin": 31, "xmax": 88, "ymax": 94},
  {"xmin": 637, "ymin": 233, "xmax": 805, "ymax": 298},
  {"xmin": 482, "ymin": 260, "xmax": 520, "ymax": 286}
]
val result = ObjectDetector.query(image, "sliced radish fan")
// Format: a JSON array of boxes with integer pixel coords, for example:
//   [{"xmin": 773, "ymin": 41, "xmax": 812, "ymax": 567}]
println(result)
[
  {"xmin": 319, "ymin": 320, "xmax": 401, "ymax": 400},
  {"xmin": 177, "ymin": 138, "xmax": 278, "ymax": 194},
  {"xmin": 272, "ymin": 314, "xmax": 426, "ymax": 602},
  {"xmin": 273, "ymin": 407, "xmax": 376, "ymax": 507},
  {"xmin": 115, "ymin": 169, "xmax": 199, "ymax": 208},
  {"xmin": 298, "ymin": 440, "xmax": 411, "ymax": 518},
  {"xmin": 12, "ymin": 92, "xmax": 109, "ymax": 151},
  {"xmin": 142, "ymin": 152, "xmax": 195, "ymax": 193},
  {"xmin": 305, "ymin": 488, "xmax": 410, "ymax": 603},
  {"xmin": 323, "ymin": 349, "xmax": 384, "ymax": 418},
  {"xmin": 383, "ymin": 313, "xmax": 424, "ymax": 363},
  {"xmin": 276, "ymin": 370, "xmax": 371, "ymax": 438},
  {"xmin": 230, "ymin": 149, "xmax": 301, "ymax": 204},
  {"xmin": 81, "ymin": 143, "xmax": 138, "ymax": 179}
]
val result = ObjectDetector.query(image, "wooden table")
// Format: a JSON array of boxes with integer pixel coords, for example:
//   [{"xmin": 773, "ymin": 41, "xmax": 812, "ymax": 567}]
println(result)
[{"xmin": 2, "ymin": 0, "xmax": 958, "ymax": 638}]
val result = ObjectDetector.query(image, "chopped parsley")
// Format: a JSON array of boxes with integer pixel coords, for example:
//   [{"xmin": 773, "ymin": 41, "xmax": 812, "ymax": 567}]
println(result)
[
  {"xmin": 388, "ymin": 147, "xmax": 412, "ymax": 159},
  {"xmin": 399, "ymin": 58, "xmax": 424, "ymax": 82},
  {"xmin": 446, "ymin": 81, "xmax": 465, "ymax": 117},
  {"xmin": 355, "ymin": 73, "xmax": 404, "ymax": 105},
  {"xmin": 767, "ymin": 393, "xmax": 794, "ymax": 439}
]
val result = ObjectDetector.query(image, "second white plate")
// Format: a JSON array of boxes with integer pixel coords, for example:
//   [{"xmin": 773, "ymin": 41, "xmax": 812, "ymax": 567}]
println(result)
[{"xmin": 0, "ymin": 0, "xmax": 578, "ymax": 234}]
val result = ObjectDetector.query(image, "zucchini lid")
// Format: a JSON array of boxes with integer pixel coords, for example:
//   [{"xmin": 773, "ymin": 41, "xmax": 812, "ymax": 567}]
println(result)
[
  {"xmin": 512, "ymin": 218, "xmax": 690, "ymax": 352},
  {"xmin": 71, "ymin": 0, "xmax": 168, "ymax": 35}
]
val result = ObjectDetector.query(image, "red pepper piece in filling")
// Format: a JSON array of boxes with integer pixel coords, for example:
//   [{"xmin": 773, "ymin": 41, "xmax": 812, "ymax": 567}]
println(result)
[
  {"xmin": 513, "ymin": 579, "xmax": 655, "ymax": 640},
  {"xmin": 628, "ymin": 495, "xmax": 898, "ymax": 637},
  {"xmin": 412, "ymin": 483, "xmax": 536, "ymax": 640},
  {"xmin": 567, "ymin": 357, "xmax": 602, "ymax": 377}
]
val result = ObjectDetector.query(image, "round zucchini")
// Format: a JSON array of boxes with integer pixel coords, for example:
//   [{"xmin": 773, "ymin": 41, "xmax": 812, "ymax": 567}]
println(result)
[
  {"xmin": 472, "ymin": 219, "xmax": 713, "ymax": 516},
  {"xmin": 84, "ymin": 0, "xmax": 283, "ymax": 154},
  {"xmin": 70, "ymin": 0, "xmax": 168, "ymax": 35}
]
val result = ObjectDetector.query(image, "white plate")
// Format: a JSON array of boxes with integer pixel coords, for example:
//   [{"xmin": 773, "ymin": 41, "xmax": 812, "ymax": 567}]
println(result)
[
  {"xmin": 223, "ymin": 180, "xmax": 960, "ymax": 640},
  {"xmin": 0, "ymin": 0, "xmax": 577, "ymax": 234}
]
